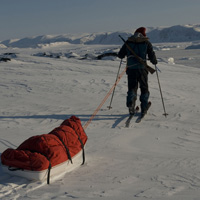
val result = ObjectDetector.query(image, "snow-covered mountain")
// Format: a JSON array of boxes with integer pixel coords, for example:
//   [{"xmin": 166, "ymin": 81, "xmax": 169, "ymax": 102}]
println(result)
[
  {"xmin": 0, "ymin": 32, "xmax": 131, "ymax": 48},
  {"xmin": 148, "ymin": 24, "xmax": 200, "ymax": 43},
  {"xmin": 1, "ymin": 24, "xmax": 200, "ymax": 48}
]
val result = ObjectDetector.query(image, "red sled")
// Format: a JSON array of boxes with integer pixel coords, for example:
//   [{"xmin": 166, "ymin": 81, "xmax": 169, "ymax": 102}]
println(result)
[{"xmin": 1, "ymin": 116, "xmax": 87, "ymax": 184}]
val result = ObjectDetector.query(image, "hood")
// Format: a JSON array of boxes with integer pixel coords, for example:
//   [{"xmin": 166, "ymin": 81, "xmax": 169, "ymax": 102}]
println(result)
[{"xmin": 127, "ymin": 32, "xmax": 149, "ymax": 43}]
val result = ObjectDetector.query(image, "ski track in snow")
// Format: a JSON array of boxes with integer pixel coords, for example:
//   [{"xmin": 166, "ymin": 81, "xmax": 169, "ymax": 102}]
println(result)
[{"xmin": 0, "ymin": 43, "xmax": 200, "ymax": 199}]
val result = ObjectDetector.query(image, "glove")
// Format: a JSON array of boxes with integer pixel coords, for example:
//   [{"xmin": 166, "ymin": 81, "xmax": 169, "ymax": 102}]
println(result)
[{"xmin": 153, "ymin": 59, "xmax": 158, "ymax": 65}]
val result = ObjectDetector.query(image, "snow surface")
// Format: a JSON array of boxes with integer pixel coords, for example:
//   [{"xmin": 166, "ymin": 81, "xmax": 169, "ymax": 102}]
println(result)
[{"xmin": 0, "ymin": 28, "xmax": 200, "ymax": 199}]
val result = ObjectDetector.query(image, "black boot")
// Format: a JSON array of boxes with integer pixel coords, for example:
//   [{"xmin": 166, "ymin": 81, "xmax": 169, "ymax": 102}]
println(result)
[
  {"xmin": 129, "ymin": 106, "xmax": 135, "ymax": 115},
  {"xmin": 128, "ymin": 100, "xmax": 136, "ymax": 115},
  {"xmin": 141, "ymin": 102, "xmax": 151, "ymax": 117}
]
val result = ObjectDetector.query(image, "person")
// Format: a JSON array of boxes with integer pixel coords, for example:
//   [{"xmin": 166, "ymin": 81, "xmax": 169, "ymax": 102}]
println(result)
[{"xmin": 118, "ymin": 27, "xmax": 157, "ymax": 116}]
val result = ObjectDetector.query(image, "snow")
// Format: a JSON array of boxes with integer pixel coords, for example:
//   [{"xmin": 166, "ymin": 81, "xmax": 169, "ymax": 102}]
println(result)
[
  {"xmin": 167, "ymin": 57, "xmax": 175, "ymax": 64},
  {"xmin": 185, "ymin": 44, "xmax": 200, "ymax": 49},
  {"xmin": 1, "ymin": 26, "xmax": 200, "ymax": 199}
]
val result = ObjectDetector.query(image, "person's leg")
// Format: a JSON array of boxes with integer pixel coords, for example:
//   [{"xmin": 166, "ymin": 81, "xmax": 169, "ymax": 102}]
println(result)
[
  {"xmin": 139, "ymin": 69, "xmax": 150, "ymax": 114},
  {"xmin": 127, "ymin": 72, "xmax": 138, "ymax": 114}
]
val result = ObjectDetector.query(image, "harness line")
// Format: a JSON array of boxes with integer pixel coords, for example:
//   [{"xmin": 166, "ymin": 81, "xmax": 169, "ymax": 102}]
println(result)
[{"xmin": 83, "ymin": 67, "xmax": 127, "ymax": 130}]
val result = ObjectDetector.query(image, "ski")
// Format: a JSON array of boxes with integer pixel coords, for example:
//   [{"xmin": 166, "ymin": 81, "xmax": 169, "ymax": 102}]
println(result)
[
  {"xmin": 135, "ymin": 116, "xmax": 143, "ymax": 123},
  {"xmin": 136, "ymin": 102, "xmax": 151, "ymax": 123},
  {"xmin": 125, "ymin": 115, "xmax": 134, "ymax": 128},
  {"xmin": 125, "ymin": 106, "xmax": 139, "ymax": 128}
]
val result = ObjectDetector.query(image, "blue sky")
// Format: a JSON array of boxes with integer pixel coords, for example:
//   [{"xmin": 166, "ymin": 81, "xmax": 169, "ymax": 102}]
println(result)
[{"xmin": 0, "ymin": 0, "xmax": 199, "ymax": 40}]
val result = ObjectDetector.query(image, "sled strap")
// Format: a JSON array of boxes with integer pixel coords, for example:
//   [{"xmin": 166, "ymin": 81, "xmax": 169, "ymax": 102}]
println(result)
[
  {"xmin": 28, "ymin": 150, "xmax": 52, "ymax": 184},
  {"xmin": 41, "ymin": 154, "xmax": 52, "ymax": 185},
  {"xmin": 54, "ymin": 134, "xmax": 73, "ymax": 164},
  {"xmin": 78, "ymin": 138, "xmax": 85, "ymax": 165},
  {"xmin": 47, "ymin": 161, "xmax": 51, "ymax": 185},
  {"xmin": 71, "ymin": 120, "xmax": 85, "ymax": 165},
  {"xmin": 75, "ymin": 132, "xmax": 85, "ymax": 165}
]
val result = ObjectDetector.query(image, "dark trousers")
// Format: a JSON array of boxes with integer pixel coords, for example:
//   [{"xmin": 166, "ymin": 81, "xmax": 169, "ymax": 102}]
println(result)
[{"xmin": 126, "ymin": 69, "xmax": 149, "ymax": 112}]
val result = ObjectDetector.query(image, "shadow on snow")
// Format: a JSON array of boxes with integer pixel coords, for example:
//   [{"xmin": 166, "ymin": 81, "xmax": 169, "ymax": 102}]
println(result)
[{"xmin": 0, "ymin": 113, "xmax": 129, "ymax": 129}]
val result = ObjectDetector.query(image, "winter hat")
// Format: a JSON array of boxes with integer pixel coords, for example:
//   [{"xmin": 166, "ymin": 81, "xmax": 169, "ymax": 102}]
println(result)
[{"xmin": 135, "ymin": 27, "xmax": 146, "ymax": 37}]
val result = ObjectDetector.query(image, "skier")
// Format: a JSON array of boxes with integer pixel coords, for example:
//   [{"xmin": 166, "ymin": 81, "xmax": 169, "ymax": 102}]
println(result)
[{"xmin": 118, "ymin": 27, "xmax": 157, "ymax": 116}]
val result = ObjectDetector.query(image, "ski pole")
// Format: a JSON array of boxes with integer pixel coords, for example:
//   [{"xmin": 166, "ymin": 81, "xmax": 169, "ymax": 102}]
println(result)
[
  {"xmin": 107, "ymin": 59, "xmax": 123, "ymax": 109},
  {"xmin": 155, "ymin": 65, "xmax": 168, "ymax": 117},
  {"xmin": 155, "ymin": 65, "xmax": 161, "ymax": 73}
]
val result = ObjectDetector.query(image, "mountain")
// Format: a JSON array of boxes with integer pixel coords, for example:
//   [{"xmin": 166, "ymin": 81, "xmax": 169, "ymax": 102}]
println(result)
[
  {"xmin": 1, "ymin": 24, "xmax": 200, "ymax": 48},
  {"xmin": 148, "ymin": 24, "xmax": 200, "ymax": 43}
]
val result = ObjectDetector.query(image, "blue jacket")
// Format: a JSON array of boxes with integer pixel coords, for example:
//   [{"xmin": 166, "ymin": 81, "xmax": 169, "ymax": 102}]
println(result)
[{"xmin": 118, "ymin": 33, "xmax": 157, "ymax": 70}]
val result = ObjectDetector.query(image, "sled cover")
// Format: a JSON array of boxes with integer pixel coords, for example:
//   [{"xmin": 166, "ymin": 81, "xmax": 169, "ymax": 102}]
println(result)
[{"xmin": 1, "ymin": 116, "xmax": 87, "ymax": 171}]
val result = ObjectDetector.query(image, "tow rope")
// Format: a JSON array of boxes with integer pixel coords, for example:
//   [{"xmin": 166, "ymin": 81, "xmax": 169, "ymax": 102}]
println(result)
[{"xmin": 83, "ymin": 66, "xmax": 127, "ymax": 130}]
